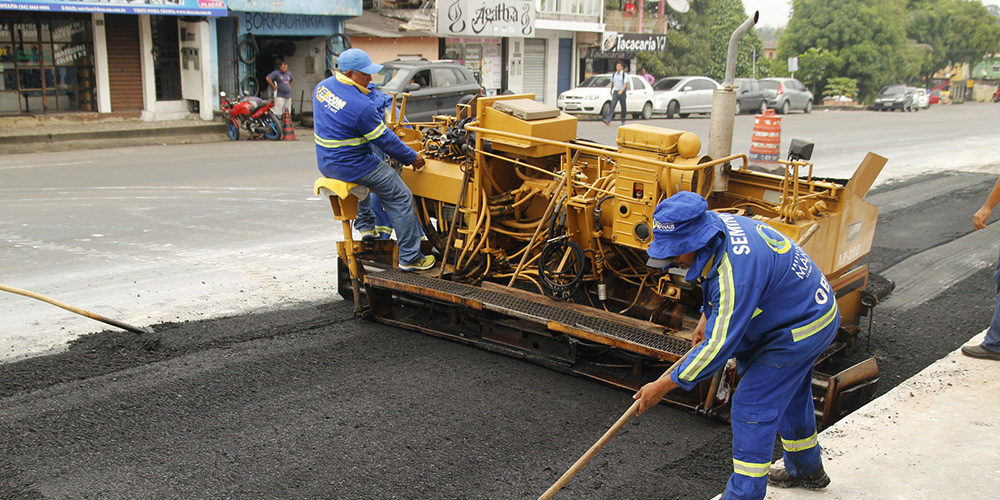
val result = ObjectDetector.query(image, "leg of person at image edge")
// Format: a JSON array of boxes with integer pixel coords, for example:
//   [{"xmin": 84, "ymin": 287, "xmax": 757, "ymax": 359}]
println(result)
[
  {"xmin": 353, "ymin": 160, "xmax": 431, "ymax": 270},
  {"xmin": 962, "ymin": 246, "xmax": 1000, "ymax": 360}
]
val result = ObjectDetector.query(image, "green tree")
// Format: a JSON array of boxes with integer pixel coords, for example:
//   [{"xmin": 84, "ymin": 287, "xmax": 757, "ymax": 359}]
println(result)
[
  {"xmin": 823, "ymin": 77, "xmax": 859, "ymax": 99},
  {"xmin": 907, "ymin": 0, "xmax": 1000, "ymax": 87},
  {"xmin": 705, "ymin": 0, "xmax": 767, "ymax": 81},
  {"xmin": 780, "ymin": 0, "xmax": 911, "ymax": 100},
  {"xmin": 795, "ymin": 47, "xmax": 843, "ymax": 97},
  {"xmin": 637, "ymin": 0, "xmax": 768, "ymax": 81}
]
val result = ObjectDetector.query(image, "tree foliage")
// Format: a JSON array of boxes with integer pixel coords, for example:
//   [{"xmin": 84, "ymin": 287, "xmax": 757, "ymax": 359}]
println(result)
[
  {"xmin": 780, "ymin": 0, "xmax": 911, "ymax": 100},
  {"xmin": 637, "ymin": 0, "xmax": 768, "ymax": 82},
  {"xmin": 824, "ymin": 77, "xmax": 859, "ymax": 99}
]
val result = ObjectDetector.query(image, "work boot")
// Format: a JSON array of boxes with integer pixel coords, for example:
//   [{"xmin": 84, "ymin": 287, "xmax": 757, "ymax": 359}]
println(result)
[
  {"xmin": 399, "ymin": 254, "xmax": 435, "ymax": 271},
  {"xmin": 359, "ymin": 229, "xmax": 376, "ymax": 241},
  {"xmin": 768, "ymin": 466, "xmax": 830, "ymax": 489},
  {"xmin": 961, "ymin": 344, "xmax": 1000, "ymax": 360}
]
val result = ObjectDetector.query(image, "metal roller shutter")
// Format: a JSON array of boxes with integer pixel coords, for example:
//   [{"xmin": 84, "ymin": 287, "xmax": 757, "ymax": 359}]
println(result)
[
  {"xmin": 523, "ymin": 39, "xmax": 546, "ymax": 102},
  {"xmin": 104, "ymin": 15, "xmax": 144, "ymax": 112}
]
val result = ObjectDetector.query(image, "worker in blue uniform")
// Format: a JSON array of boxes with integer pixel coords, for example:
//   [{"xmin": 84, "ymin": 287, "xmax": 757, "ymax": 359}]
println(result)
[
  {"xmin": 313, "ymin": 48, "xmax": 434, "ymax": 271},
  {"xmin": 633, "ymin": 191, "xmax": 837, "ymax": 499}
]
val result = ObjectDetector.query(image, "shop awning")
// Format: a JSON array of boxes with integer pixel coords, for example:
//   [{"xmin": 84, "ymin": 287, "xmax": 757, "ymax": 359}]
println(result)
[{"xmin": 0, "ymin": 0, "xmax": 228, "ymax": 17}]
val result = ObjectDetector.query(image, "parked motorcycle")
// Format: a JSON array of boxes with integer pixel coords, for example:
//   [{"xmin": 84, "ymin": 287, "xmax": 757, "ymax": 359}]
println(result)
[{"xmin": 219, "ymin": 91, "xmax": 283, "ymax": 141}]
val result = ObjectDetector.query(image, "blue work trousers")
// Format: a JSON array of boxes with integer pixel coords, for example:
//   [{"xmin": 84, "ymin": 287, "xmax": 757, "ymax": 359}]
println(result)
[
  {"xmin": 721, "ymin": 344, "xmax": 830, "ymax": 500},
  {"xmin": 353, "ymin": 160, "xmax": 423, "ymax": 265},
  {"xmin": 985, "ymin": 247, "xmax": 1000, "ymax": 351},
  {"xmin": 605, "ymin": 91, "xmax": 628, "ymax": 123}
]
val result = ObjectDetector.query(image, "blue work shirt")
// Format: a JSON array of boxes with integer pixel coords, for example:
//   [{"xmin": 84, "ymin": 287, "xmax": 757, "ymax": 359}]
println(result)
[
  {"xmin": 313, "ymin": 73, "xmax": 417, "ymax": 182},
  {"xmin": 671, "ymin": 212, "xmax": 839, "ymax": 391}
]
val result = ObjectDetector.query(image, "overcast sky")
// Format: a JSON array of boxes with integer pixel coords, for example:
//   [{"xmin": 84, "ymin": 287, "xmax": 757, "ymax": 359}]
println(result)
[{"xmin": 741, "ymin": 0, "xmax": 1000, "ymax": 27}]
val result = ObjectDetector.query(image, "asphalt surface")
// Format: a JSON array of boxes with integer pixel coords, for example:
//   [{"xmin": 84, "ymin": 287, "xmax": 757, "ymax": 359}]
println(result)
[{"xmin": 2, "ymin": 104, "xmax": 1000, "ymax": 499}]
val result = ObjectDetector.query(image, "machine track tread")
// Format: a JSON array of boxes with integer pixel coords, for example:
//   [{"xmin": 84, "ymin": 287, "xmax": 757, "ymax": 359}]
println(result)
[{"xmin": 365, "ymin": 269, "xmax": 691, "ymax": 360}]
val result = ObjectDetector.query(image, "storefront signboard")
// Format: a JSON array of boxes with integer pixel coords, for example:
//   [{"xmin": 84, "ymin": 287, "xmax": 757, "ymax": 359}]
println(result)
[
  {"xmin": 0, "ymin": 0, "xmax": 228, "ymax": 16},
  {"xmin": 240, "ymin": 12, "xmax": 338, "ymax": 36},
  {"xmin": 437, "ymin": 0, "xmax": 535, "ymax": 37},
  {"xmin": 600, "ymin": 32, "xmax": 667, "ymax": 53}
]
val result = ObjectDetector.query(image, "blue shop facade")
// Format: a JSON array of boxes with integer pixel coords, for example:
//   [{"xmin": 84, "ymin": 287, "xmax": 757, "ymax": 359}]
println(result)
[{"xmin": 0, "ymin": 0, "xmax": 357, "ymax": 119}]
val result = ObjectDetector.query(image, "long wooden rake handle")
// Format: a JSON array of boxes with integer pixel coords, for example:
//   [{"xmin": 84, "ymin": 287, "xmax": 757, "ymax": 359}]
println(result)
[
  {"xmin": 0, "ymin": 284, "xmax": 153, "ymax": 335},
  {"xmin": 537, "ymin": 350, "xmax": 692, "ymax": 500}
]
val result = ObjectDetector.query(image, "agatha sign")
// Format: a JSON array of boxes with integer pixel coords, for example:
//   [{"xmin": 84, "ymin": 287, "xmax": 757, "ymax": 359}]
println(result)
[
  {"xmin": 437, "ymin": 0, "xmax": 535, "ymax": 37},
  {"xmin": 601, "ymin": 32, "xmax": 668, "ymax": 52}
]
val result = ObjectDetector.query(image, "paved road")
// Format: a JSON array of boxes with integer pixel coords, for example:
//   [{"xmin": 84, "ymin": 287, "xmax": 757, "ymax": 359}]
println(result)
[
  {"xmin": 3, "ymin": 103, "xmax": 997, "ymax": 362},
  {"xmin": 1, "ymin": 103, "xmax": 999, "ymax": 499}
]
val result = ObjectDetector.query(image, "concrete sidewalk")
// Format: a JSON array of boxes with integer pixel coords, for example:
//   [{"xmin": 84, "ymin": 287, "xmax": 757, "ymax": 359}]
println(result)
[
  {"xmin": 0, "ymin": 114, "xmax": 229, "ymax": 154},
  {"xmin": 764, "ymin": 329, "xmax": 1000, "ymax": 500}
]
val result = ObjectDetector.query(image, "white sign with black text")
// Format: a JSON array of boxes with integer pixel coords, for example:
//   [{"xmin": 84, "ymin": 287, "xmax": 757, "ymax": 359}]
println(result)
[{"xmin": 437, "ymin": 0, "xmax": 535, "ymax": 37}]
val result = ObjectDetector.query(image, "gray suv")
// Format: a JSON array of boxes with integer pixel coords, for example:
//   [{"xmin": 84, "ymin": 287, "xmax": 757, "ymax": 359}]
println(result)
[
  {"xmin": 370, "ymin": 59, "xmax": 481, "ymax": 122},
  {"xmin": 760, "ymin": 77, "xmax": 814, "ymax": 114}
]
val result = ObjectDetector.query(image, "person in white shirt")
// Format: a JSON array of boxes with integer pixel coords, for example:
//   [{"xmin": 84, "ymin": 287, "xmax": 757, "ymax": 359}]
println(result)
[{"xmin": 603, "ymin": 62, "xmax": 629, "ymax": 126}]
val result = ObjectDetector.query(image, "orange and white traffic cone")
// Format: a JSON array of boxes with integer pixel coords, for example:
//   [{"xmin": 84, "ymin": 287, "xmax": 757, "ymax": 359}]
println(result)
[
  {"xmin": 749, "ymin": 109, "xmax": 780, "ymax": 172},
  {"xmin": 282, "ymin": 109, "xmax": 296, "ymax": 141}
]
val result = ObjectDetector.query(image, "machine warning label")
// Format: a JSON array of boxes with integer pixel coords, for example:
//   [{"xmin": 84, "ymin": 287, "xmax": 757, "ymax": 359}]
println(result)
[{"xmin": 846, "ymin": 221, "xmax": 862, "ymax": 243}]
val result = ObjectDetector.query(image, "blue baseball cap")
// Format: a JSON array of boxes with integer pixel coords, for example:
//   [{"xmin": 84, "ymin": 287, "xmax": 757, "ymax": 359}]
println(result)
[
  {"xmin": 646, "ymin": 191, "xmax": 723, "ymax": 267},
  {"xmin": 338, "ymin": 48, "xmax": 383, "ymax": 75}
]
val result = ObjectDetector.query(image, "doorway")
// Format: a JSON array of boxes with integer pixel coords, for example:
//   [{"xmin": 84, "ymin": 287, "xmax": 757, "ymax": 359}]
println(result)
[{"xmin": 150, "ymin": 15, "xmax": 181, "ymax": 101}]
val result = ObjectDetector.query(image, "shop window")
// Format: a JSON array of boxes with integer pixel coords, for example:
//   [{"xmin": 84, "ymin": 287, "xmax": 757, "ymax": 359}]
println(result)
[{"xmin": 0, "ymin": 13, "xmax": 93, "ymax": 114}]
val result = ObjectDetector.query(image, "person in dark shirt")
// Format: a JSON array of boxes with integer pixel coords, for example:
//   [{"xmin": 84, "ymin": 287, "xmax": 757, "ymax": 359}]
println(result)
[{"xmin": 266, "ymin": 62, "xmax": 294, "ymax": 115}]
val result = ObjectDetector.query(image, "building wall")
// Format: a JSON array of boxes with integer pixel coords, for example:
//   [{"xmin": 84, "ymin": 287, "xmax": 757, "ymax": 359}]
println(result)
[{"xmin": 351, "ymin": 36, "xmax": 439, "ymax": 65}]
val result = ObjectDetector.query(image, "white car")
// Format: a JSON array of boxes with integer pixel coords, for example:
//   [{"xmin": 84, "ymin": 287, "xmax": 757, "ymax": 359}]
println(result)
[
  {"xmin": 651, "ymin": 76, "xmax": 721, "ymax": 118},
  {"xmin": 556, "ymin": 74, "xmax": 655, "ymax": 120},
  {"xmin": 912, "ymin": 87, "xmax": 930, "ymax": 109}
]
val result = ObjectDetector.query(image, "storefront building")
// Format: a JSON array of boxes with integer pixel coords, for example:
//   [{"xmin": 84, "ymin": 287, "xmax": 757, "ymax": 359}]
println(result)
[
  {"xmin": 223, "ymin": 0, "xmax": 358, "ymax": 116},
  {"xmin": 0, "ymin": 0, "xmax": 227, "ymax": 119}
]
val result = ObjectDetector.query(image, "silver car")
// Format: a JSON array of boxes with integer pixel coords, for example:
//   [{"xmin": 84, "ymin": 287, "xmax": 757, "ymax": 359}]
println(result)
[
  {"xmin": 651, "ymin": 76, "xmax": 721, "ymax": 118},
  {"xmin": 760, "ymin": 77, "xmax": 814, "ymax": 114}
]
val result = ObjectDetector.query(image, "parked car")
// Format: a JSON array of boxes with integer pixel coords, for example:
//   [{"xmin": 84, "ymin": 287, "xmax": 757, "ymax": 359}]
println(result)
[
  {"xmin": 556, "ymin": 73, "xmax": 655, "ymax": 120},
  {"xmin": 872, "ymin": 85, "xmax": 914, "ymax": 112},
  {"xmin": 911, "ymin": 87, "xmax": 929, "ymax": 109},
  {"xmin": 371, "ymin": 59, "xmax": 481, "ymax": 122},
  {"xmin": 733, "ymin": 78, "xmax": 769, "ymax": 114},
  {"xmin": 650, "ymin": 76, "xmax": 720, "ymax": 118},
  {"xmin": 760, "ymin": 77, "xmax": 814, "ymax": 114}
]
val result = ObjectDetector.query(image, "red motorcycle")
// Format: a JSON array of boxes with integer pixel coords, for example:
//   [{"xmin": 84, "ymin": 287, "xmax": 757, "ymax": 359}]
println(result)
[{"xmin": 220, "ymin": 91, "xmax": 283, "ymax": 141}]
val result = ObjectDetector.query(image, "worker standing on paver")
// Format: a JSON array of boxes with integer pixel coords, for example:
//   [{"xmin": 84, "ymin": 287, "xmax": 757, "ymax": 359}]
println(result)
[
  {"xmin": 312, "ymin": 48, "xmax": 434, "ymax": 271},
  {"xmin": 633, "ymin": 191, "xmax": 836, "ymax": 500}
]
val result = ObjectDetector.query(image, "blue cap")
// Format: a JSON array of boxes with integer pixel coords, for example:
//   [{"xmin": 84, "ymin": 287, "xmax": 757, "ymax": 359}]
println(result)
[
  {"xmin": 646, "ymin": 191, "xmax": 722, "ymax": 266},
  {"xmin": 338, "ymin": 48, "xmax": 383, "ymax": 75}
]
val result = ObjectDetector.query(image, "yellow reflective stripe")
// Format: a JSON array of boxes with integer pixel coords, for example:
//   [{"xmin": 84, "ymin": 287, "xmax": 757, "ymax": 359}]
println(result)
[
  {"xmin": 314, "ymin": 133, "xmax": 367, "ymax": 149},
  {"xmin": 782, "ymin": 432, "xmax": 819, "ymax": 452},
  {"xmin": 791, "ymin": 302, "xmax": 838, "ymax": 342},
  {"xmin": 363, "ymin": 121, "xmax": 387, "ymax": 141},
  {"xmin": 752, "ymin": 307, "xmax": 763, "ymax": 318},
  {"xmin": 314, "ymin": 123, "xmax": 387, "ymax": 150},
  {"xmin": 681, "ymin": 254, "xmax": 734, "ymax": 381},
  {"xmin": 733, "ymin": 458, "xmax": 771, "ymax": 478}
]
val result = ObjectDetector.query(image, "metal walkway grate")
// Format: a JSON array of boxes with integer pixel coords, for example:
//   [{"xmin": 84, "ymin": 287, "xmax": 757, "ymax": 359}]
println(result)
[{"xmin": 367, "ymin": 269, "xmax": 690, "ymax": 357}]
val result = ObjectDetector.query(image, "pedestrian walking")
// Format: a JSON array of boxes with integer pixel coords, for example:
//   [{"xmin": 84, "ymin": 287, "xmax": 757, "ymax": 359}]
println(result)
[{"xmin": 603, "ymin": 62, "xmax": 629, "ymax": 126}]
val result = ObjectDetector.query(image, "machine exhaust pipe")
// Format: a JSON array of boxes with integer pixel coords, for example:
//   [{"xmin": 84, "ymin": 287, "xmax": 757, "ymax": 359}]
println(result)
[{"xmin": 709, "ymin": 11, "xmax": 759, "ymax": 192}]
